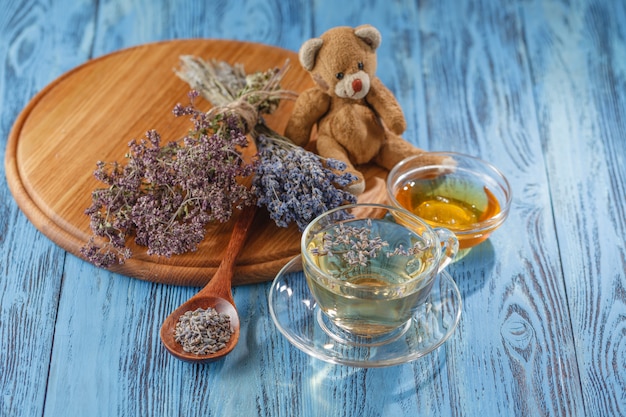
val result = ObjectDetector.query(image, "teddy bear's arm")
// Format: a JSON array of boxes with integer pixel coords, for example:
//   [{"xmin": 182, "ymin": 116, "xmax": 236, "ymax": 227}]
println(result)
[
  {"xmin": 284, "ymin": 88, "xmax": 331, "ymax": 147},
  {"xmin": 366, "ymin": 77, "xmax": 407, "ymax": 135}
]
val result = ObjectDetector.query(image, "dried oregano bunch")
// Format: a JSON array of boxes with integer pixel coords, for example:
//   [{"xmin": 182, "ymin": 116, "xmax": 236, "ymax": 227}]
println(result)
[
  {"xmin": 81, "ymin": 59, "xmax": 356, "ymax": 268},
  {"xmin": 81, "ymin": 104, "xmax": 255, "ymax": 267}
]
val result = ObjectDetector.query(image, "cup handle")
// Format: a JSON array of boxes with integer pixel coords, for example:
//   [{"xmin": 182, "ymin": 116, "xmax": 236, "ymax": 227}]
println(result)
[{"xmin": 434, "ymin": 228, "xmax": 459, "ymax": 273}]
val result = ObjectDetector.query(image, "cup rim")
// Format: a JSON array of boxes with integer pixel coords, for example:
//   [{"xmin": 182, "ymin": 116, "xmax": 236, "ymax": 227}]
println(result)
[
  {"xmin": 300, "ymin": 203, "xmax": 448, "ymax": 290},
  {"xmin": 386, "ymin": 151, "xmax": 512, "ymax": 235}
]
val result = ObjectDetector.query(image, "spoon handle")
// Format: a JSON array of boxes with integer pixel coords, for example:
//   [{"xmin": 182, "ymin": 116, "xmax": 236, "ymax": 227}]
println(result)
[
  {"xmin": 220, "ymin": 203, "xmax": 257, "ymax": 271},
  {"xmin": 200, "ymin": 204, "xmax": 257, "ymax": 298}
]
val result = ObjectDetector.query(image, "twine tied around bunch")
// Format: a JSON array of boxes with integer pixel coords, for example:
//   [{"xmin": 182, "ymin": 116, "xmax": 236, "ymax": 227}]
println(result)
[{"xmin": 175, "ymin": 56, "xmax": 297, "ymax": 133}]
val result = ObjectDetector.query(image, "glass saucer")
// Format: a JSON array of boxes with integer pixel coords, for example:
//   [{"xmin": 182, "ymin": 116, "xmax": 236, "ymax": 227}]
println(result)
[{"xmin": 268, "ymin": 256, "xmax": 462, "ymax": 368}]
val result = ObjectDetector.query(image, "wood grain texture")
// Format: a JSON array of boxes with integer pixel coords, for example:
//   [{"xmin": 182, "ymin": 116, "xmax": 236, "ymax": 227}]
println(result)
[
  {"xmin": 1, "ymin": 0, "xmax": 625, "ymax": 416},
  {"xmin": 417, "ymin": 0, "xmax": 587, "ymax": 414},
  {"xmin": 0, "ymin": 1, "xmax": 96, "ymax": 417},
  {"xmin": 522, "ymin": 0, "xmax": 626, "ymax": 415},
  {"xmin": 5, "ymin": 39, "xmax": 308, "ymax": 286}
]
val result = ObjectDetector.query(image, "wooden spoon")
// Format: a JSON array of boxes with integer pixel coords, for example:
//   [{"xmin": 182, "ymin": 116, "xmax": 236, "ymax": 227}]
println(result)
[{"xmin": 160, "ymin": 204, "xmax": 257, "ymax": 362}]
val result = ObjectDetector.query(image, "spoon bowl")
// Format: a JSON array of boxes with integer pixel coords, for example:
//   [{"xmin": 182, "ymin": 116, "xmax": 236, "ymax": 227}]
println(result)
[
  {"xmin": 160, "ymin": 294, "xmax": 241, "ymax": 363},
  {"xmin": 160, "ymin": 204, "xmax": 256, "ymax": 363}
]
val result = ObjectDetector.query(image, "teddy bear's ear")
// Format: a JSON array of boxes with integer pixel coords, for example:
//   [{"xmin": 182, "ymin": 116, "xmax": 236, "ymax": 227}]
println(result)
[
  {"xmin": 299, "ymin": 38, "xmax": 324, "ymax": 71},
  {"xmin": 354, "ymin": 25, "xmax": 382, "ymax": 50}
]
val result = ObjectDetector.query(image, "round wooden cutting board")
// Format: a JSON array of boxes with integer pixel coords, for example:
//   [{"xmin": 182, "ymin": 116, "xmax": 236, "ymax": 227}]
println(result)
[{"xmin": 5, "ymin": 39, "xmax": 388, "ymax": 286}]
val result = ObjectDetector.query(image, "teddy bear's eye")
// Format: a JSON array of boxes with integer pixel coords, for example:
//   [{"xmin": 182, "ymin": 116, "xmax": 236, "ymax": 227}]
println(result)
[
  {"xmin": 357, "ymin": 62, "xmax": 364, "ymax": 70},
  {"xmin": 336, "ymin": 72, "xmax": 344, "ymax": 80}
]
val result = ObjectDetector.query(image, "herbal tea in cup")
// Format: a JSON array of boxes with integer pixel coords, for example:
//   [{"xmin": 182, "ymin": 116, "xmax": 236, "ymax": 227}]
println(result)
[{"xmin": 301, "ymin": 204, "xmax": 458, "ymax": 338}]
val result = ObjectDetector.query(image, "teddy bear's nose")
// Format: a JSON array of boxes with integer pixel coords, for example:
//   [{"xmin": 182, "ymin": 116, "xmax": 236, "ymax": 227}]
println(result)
[{"xmin": 352, "ymin": 79, "xmax": 363, "ymax": 93}]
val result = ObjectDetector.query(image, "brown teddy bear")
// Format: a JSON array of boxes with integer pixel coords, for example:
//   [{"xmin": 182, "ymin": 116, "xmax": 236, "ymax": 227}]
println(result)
[{"xmin": 285, "ymin": 24, "xmax": 444, "ymax": 195}]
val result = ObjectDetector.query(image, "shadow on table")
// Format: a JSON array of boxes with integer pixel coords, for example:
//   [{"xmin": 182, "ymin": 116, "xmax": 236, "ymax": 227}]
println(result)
[
  {"xmin": 299, "ymin": 347, "xmax": 450, "ymax": 412},
  {"xmin": 218, "ymin": 244, "xmax": 497, "ymax": 412},
  {"xmin": 447, "ymin": 239, "xmax": 496, "ymax": 300}
]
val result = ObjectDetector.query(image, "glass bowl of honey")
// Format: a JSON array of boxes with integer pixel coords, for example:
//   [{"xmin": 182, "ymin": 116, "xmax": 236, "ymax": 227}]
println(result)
[{"xmin": 386, "ymin": 152, "xmax": 512, "ymax": 253}]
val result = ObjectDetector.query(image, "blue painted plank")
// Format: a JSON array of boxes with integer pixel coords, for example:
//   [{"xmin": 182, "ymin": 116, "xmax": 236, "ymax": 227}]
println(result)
[
  {"xmin": 0, "ymin": 1, "xmax": 96, "ymax": 416},
  {"xmin": 91, "ymin": 0, "xmax": 312, "ymax": 55},
  {"xmin": 2, "ymin": 0, "xmax": 625, "ymax": 416},
  {"xmin": 412, "ymin": 0, "xmax": 585, "ymax": 415},
  {"xmin": 522, "ymin": 0, "xmax": 626, "ymax": 415}
]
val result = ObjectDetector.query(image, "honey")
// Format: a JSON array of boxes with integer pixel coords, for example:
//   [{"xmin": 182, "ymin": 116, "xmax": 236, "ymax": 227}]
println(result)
[{"xmin": 394, "ymin": 175, "xmax": 501, "ymax": 249}]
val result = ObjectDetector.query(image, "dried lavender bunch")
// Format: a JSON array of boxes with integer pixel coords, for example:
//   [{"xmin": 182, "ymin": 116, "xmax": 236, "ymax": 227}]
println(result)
[
  {"xmin": 81, "ymin": 102, "xmax": 255, "ymax": 267},
  {"xmin": 176, "ymin": 58, "xmax": 357, "ymax": 231},
  {"xmin": 252, "ymin": 127, "xmax": 357, "ymax": 231}
]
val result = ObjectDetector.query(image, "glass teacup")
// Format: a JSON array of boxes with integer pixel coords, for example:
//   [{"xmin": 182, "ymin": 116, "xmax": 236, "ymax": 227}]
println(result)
[{"xmin": 301, "ymin": 204, "xmax": 458, "ymax": 340}]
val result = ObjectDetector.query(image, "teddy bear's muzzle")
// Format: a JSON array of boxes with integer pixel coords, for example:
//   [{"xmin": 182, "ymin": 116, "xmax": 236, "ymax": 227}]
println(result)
[{"xmin": 335, "ymin": 72, "xmax": 370, "ymax": 100}]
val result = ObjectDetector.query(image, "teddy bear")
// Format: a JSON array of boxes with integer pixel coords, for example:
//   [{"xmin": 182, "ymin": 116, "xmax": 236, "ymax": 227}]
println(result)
[{"xmin": 285, "ymin": 24, "xmax": 443, "ymax": 195}]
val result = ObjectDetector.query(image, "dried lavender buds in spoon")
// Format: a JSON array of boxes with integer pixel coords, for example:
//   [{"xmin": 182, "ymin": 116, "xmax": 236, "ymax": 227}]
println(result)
[{"xmin": 175, "ymin": 307, "xmax": 234, "ymax": 355}]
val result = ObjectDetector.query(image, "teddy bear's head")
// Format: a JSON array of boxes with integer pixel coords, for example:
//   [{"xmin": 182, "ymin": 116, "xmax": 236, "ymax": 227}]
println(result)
[{"xmin": 298, "ymin": 25, "xmax": 381, "ymax": 100}]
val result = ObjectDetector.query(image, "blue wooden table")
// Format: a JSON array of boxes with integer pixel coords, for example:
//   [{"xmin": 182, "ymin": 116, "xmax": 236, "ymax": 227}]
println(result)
[{"xmin": 1, "ymin": 0, "xmax": 625, "ymax": 416}]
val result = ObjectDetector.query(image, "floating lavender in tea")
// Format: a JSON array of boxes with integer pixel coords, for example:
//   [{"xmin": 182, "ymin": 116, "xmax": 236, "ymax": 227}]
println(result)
[{"xmin": 174, "ymin": 307, "xmax": 233, "ymax": 355}]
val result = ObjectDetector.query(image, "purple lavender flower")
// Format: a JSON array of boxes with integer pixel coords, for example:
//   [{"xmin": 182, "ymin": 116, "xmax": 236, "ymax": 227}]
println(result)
[
  {"xmin": 314, "ymin": 222, "xmax": 389, "ymax": 267},
  {"xmin": 81, "ymin": 106, "xmax": 255, "ymax": 267},
  {"xmin": 252, "ymin": 132, "xmax": 357, "ymax": 231}
]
